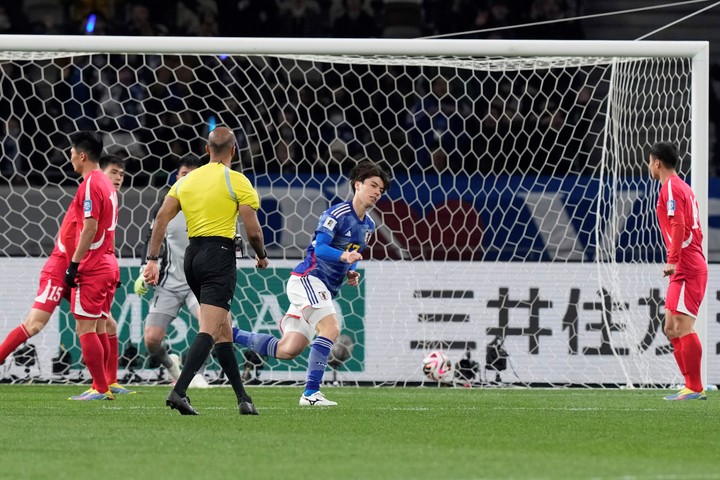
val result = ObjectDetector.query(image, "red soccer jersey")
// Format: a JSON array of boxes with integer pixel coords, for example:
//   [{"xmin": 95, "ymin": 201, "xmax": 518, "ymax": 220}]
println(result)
[
  {"xmin": 656, "ymin": 175, "xmax": 707, "ymax": 276},
  {"xmin": 70, "ymin": 169, "xmax": 119, "ymax": 273},
  {"xmin": 55, "ymin": 206, "xmax": 78, "ymax": 264}
]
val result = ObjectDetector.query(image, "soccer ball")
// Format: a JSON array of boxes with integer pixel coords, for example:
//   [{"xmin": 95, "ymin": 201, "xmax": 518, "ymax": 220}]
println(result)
[{"xmin": 422, "ymin": 351, "xmax": 453, "ymax": 382}]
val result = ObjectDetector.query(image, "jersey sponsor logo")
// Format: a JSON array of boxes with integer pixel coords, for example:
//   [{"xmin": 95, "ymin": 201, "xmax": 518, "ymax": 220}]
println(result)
[
  {"xmin": 83, "ymin": 199, "xmax": 92, "ymax": 214},
  {"xmin": 323, "ymin": 217, "xmax": 337, "ymax": 230},
  {"xmin": 344, "ymin": 230, "xmax": 352, "ymax": 237}
]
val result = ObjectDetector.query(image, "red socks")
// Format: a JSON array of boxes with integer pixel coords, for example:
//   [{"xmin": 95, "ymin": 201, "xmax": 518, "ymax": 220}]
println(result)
[
  {"xmin": 678, "ymin": 333, "xmax": 703, "ymax": 392},
  {"xmin": 670, "ymin": 337, "xmax": 687, "ymax": 386},
  {"xmin": 107, "ymin": 334, "xmax": 119, "ymax": 385},
  {"xmin": 0, "ymin": 325, "xmax": 31, "ymax": 364},
  {"xmin": 79, "ymin": 332, "xmax": 108, "ymax": 394}
]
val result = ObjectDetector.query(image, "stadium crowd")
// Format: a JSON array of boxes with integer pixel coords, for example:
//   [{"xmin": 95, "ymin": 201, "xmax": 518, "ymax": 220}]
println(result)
[
  {"xmin": 0, "ymin": 0, "xmax": 584, "ymax": 40},
  {"xmin": 4, "ymin": 1, "xmax": 716, "ymax": 181}
]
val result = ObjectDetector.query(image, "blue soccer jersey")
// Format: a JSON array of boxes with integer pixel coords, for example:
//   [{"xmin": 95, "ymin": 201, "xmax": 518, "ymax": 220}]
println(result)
[{"xmin": 291, "ymin": 201, "xmax": 376, "ymax": 297}]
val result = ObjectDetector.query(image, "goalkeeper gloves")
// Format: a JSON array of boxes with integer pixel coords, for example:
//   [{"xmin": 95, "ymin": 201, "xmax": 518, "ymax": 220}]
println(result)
[
  {"xmin": 134, "ymin": 274, "xmax": 149, "ymax": 296},
  {"xmin": 64, "ymin": 261, "xmax": 80, "ymax": 288}
]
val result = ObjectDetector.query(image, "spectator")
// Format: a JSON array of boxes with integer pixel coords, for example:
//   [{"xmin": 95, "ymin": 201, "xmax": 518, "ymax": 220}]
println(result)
[
  {"xmin": 123, "ymin": 1, "xmax": 168, "ymax": 36},
  {"xmin": 278, "ymin": 0, "xmax": 325, "ymax": 37},
  {"xmin": 523, "ymin": 0, "xmax": 584, "ymax": 40},
  {"xmin": 404, "ymin": 75, "xmax": 471, "ymax": 170},
  {"xmin": 0, "ymin": 1, "xmax": 29, "ymax": 34},
  {"xmin": 196, "ymin": 5, "xmax": 218, "ymax": 36},
  {"xmin": 318, "ymin": 138, "xmax": 353, "ymax": 174},
  {"xmin": 471, "ymin": 0, "xmax": 518, "ymax": 39},
  {"xmin": 331, "ymin": 0, "xmax": 378, "ymax": 38},
  {"xmin": 0, "ymin": 117, "xmax": 27, "ymax": 181},
  {"xmin": 218, "ymin": 0, "xmax": 280, "ymax": 37},
  {"xmin": 99, "ymin": 66, "xmax": 148, "ymax": 131}
]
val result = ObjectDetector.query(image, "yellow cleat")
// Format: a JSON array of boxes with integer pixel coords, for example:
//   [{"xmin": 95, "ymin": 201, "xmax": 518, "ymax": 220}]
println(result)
[
  {"xmin": 664, "ymin": 387, "xmax": 707, "ymax": 401},
  {"xmin": 109, "ymin": 382, "xmax": 137, "ymax": 395}
]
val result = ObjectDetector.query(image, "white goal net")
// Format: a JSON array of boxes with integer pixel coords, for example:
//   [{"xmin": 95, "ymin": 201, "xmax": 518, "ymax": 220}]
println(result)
[{"xmin": 0, "ymin": 36, "xmax": 713, "ymax": 388}]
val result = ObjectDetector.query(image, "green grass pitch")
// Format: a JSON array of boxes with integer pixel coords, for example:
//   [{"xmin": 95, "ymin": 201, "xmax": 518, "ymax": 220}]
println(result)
[{"xmin": 1, "ymin": 385, "xmax": 718, "ymax": 480}]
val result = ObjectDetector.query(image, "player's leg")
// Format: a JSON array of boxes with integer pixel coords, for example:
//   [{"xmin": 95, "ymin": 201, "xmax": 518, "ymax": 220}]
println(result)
[
  {"xmin": 145, "ymin": 286, "xmax": 186, "ymax": 382},
  {"xmin": 71, "ymin": 317, "xmax": 113, "ymax": 400},
  {"xmin": 232, "ymin": 314, "xmax": 310, "ymax": 360},
  {"xmin": 0, "ymin": 309, "xmax": 53, "ymax": 364},
  {"xmin": 104, "ymin": 314, "xmax": 135, "ymax": 394},
  {"xmin": 663, "ymin": 275, "xmax": 707, "ymax": 400},
  {"xmin": 69, "ymin": 274, "xmax": 114, "ymax": 400},
  {"xmin": 144, "ymin": 319, "xmax": 176, "ymax": 379},
  {"xmin": 294, "ymin": 275, "xmax": 340, "ymax": 406},
  {"xmin": 0, "ymin": 271, "xmax": 65, "ymax": 364},
  {"xmin": 299, "ymin": 311, "xmax": 340, "ymax": 406},
  {"xmin": 674, "ymin": 313, "xmax": 702, "ymax": 393},
  {"xmin": 95, "ymin": 314, "xmax": 111, "ymax": 388}
]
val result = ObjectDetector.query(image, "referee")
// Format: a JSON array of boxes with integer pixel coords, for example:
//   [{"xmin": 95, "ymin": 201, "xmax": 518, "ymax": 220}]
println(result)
[{"xmin": 143, "ymin": 126, "xmax": 269, "ymax": 415}]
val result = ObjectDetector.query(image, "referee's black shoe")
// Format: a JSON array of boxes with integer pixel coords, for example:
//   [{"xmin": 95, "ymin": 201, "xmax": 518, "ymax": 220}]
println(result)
[
  {"xmin": 239, "ymin": 399, "xmax": 259, "ymax": 415},
  {"xmin": 166, "ymin": 390, "xmax": 199, "ymax": 415}
]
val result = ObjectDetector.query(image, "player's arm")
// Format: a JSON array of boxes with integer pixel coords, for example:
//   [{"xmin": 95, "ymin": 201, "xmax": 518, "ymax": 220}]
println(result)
[
  {"xmin": 238, "ymin": 204, "xmax": 268, "ymax": 270},
  {"xmin": 314, "ymin": 232, "xmax": 362, "ymax": 264},
  {"xmin": 663, "ymin": 195, "xmax": 687, "ymax": 277},
  {"xmin": 59, "ymin": 211, "xmax": 78, "ymax": 264},
  {"xmin": 143, "ymin": 195, "xmax": 181, "ymax": 285},
  {"xmin": 134, "ymin": 202, "xmax": 161, "ymax": 295},
  {"xmin": 72, "ymin": 218, "xmax": 98, "ymax": 263},
  {"xmin": 346, "ymin": 263, "xmax": 361, "ymax": 286},
  {"xmin": 664, "ymin": 210, "xmax": 685, "ymax": 277},
  {"xmin": 65, "ymin": 216, "xmax": 98, "ymax": 287}
]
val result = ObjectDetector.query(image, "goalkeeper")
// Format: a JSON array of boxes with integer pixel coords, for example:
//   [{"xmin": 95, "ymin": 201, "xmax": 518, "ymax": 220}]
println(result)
[
  {"xmin": 232, "ymin": 160, "xmax": 391, "ymax": 406},
  {"xmin": 133, "ymin": 156, "xmax": 209, "ymax": 388}
]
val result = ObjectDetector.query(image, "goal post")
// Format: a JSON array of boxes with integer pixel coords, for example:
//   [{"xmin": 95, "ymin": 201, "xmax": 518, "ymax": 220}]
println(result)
[{"xmin": 0, "ymin": 35, "xmax": 712, "ymax": 388}]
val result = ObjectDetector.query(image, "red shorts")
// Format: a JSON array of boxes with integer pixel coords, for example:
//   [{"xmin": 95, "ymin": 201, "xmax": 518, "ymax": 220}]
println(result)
[
  {"xmin": 33, "ymin": 255, "xmax": 70, "ymax": 313},
  {"xmin": 70, "ymin": 268, "xmax": 119, "ymax": 320},
  {"xmin": 665, "ymin": 273, "xmax": 708, "ymax": 318}
]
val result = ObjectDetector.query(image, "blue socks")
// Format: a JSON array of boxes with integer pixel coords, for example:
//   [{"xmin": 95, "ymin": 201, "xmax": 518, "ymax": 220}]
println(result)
[
  {"xmin": 232, "ymin": 327, "xmax": 279, "ymax": 358},
  {"xmin": 304, "ymin": 336, "xmax": 333, "ymax": 396}
]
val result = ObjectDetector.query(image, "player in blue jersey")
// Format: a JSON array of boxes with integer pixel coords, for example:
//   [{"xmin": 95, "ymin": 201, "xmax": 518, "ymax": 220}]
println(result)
[{"xmin": 232, "ymin": 161, "xmax": 391, "ymax": 406}]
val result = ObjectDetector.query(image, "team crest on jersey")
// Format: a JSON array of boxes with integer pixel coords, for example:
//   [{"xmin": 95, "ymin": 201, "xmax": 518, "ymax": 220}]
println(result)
[
  {"xmin": 323, "ymin": 217, "xmax": 337, "ymax": 230},
  {"xmin": 667, "ymin": 199, "xmax": 675, "ymax": 213},
  {"xmin": 364, "ymin": 230, "xmax": 372, "ymax": 244},
  {"xmin": 83, "ymin": 199, "xmax": 92, "ymax": 213},
  {"xmin": 319, "ymin": 291, "xmax": 329, "ymax": 301}
]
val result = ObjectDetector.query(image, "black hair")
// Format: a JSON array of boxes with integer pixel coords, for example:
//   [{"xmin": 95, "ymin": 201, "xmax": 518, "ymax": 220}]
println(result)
[
  {"xmin": 348, "ymin": 160, "xmax": 392, "ymax": 194},
  {"xmin": 179, "ymin": 155, "xmax": 205, "ymax": 169},
  {"xmin": 649, "ymin": 141, "xmax": 680, "ymax": 170},
  {"xmin": 69, "ymin": 131, "xmax": 103, "ymax": 162},
  {"xmin": 99, "ymin": 154, "xmax": 126, "ymax": 171}
]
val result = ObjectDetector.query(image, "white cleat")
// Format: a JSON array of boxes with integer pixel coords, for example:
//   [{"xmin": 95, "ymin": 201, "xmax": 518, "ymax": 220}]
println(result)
[
  {"xmin": 189, "ymin": 373, "xmax": 210, "ymax": 389},
  {"xmin": 299, "ymin": 391, "xmax": 337, "ymax": 406},
  {"xmin": 167, "ymin": 353, "xmax": 182, "ymax": 382}
]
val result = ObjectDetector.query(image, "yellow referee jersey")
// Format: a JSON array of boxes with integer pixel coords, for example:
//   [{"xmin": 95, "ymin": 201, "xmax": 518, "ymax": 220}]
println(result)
[{"xmin": 167, "ymin": 162, "xmax": 260, "ymax": 239}]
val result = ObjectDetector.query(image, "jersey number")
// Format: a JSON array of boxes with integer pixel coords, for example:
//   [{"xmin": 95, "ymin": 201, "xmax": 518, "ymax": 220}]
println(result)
[
  {"xmin": 690, "ymin": 193, "xmax": 700, "ymax": 229},
  {"xmin": 109, "ymin": 191, "xmax": 118, "ymax": 232}
]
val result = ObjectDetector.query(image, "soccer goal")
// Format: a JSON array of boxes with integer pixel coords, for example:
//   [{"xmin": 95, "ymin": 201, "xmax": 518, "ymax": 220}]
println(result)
[{"xmin": 0, "ymin": 35, "xmax": 713, "ymax": 389}]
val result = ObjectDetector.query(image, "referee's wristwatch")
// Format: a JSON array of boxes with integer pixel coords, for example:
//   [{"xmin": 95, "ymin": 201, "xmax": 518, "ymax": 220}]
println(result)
[{"xmin": 146, "ymin": 255, "xmax": 159, "ymax": 261}]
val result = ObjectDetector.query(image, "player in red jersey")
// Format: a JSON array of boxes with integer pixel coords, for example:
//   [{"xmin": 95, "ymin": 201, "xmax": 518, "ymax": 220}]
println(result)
[
  {"xmin": 648, "ymin": 141, "xmax": 708, "ymax": 401},
  {"xmin": 64, "ymin": 132, "xmax": 121, "ymax": 401},
  {"xmin": 0, "ymin": 155, "xmax": 127, "ymax": 394}
]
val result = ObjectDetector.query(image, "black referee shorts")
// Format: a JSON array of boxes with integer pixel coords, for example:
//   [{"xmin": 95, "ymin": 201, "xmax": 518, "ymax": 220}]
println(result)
[{"xmin": 184, "ymin": 236, "xmax": 236, "ymax": 310}]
